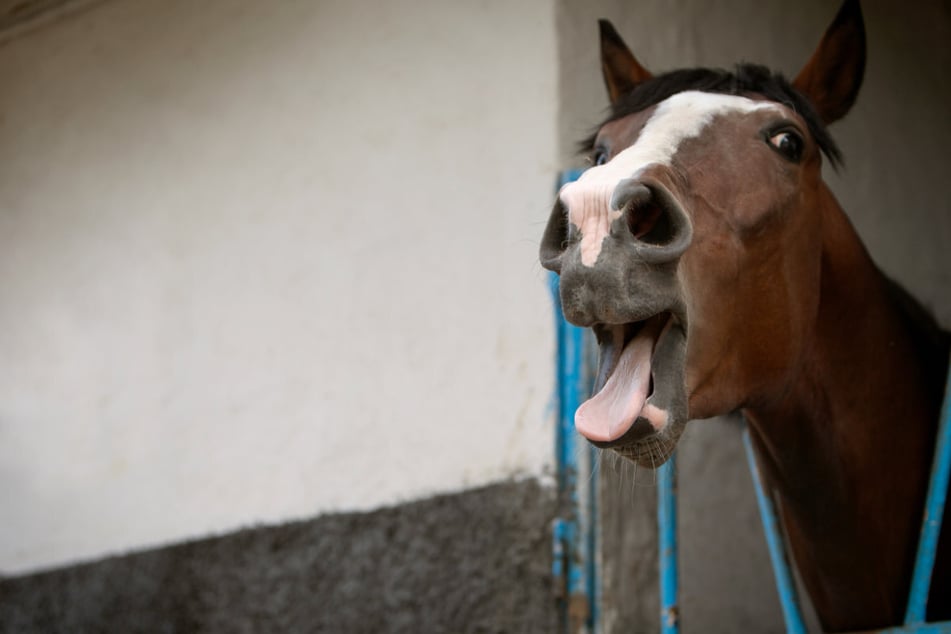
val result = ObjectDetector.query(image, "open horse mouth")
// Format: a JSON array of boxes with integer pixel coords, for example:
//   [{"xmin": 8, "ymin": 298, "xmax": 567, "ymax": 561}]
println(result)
[{"xmin": 576, "ymin": 311, "xmax": 688, "ymax": 466}]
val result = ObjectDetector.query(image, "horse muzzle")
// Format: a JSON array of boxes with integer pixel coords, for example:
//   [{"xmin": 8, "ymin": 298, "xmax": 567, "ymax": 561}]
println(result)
[
  {"xmin": 539, "ymin": 176, "xmax": 692, "ymax": 467},
  {"xmin": 540, "ymin": 177, "xmax": 692, "ymax": 325}
]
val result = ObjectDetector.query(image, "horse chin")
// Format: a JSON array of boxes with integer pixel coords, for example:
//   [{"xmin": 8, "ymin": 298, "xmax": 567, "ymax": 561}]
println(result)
[{"xmin": 614, "ymin": 420, "xmax": 687, "ymax": 468}]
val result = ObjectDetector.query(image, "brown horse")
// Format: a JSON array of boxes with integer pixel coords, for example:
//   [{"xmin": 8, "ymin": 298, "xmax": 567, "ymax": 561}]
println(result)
[{"xmin": 539, "ymin": 1, "xmax": 950, "ymax": 630}]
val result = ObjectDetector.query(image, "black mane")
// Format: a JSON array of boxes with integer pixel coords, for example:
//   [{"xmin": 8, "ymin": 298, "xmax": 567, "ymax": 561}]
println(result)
[{"xmin": 581, "ymin": 63, "xmax": 843, "ymax": 168}]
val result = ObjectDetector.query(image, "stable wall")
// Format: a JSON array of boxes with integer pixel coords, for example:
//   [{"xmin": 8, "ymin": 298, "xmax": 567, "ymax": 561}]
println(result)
[{"xmin": 0, "ymin": 0, "xmax": 559, "ymax": 575}]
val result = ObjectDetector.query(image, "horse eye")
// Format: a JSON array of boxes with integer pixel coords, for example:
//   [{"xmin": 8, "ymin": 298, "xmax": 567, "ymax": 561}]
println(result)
[{"xmin": 768, "ymin": 130, "xmax": 804, "ymax": 162}]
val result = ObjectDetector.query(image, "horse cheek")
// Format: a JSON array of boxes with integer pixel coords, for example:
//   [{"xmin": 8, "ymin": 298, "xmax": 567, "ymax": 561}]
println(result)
[{"xmin": 677, "ymin": 228, "xmax": 748, "ymax": 418}]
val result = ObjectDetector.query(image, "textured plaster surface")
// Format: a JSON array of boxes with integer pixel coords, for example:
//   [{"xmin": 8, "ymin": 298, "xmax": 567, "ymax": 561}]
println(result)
[{"xmin": 0, "ymin": 480, "xmax": 558, "ymax": 634}]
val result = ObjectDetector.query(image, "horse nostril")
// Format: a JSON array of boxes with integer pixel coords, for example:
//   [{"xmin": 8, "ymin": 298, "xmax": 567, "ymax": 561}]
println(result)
[
  {"xmin": 612, "ymin": 178, "xmax": 692, "ymax": 264},
  {"xmin": 613, "ymin": 179, "xmax": 671, "ymax": 244},
  {"xmin": 611, "ymin": 179, "xmax": 652, "ymax": 211},
  {"xmin": 626, "ymin": 200, "xmax": 671, "ymax": 244},
  {"xmin": 539, "ymin": 197, "xmax": 570, "ymax": 273}
]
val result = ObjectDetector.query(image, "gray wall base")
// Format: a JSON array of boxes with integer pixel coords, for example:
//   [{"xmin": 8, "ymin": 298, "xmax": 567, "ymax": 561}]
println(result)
[{"xmin": 0, "ymin": 479, "xmax": 557, "ymax": 634}]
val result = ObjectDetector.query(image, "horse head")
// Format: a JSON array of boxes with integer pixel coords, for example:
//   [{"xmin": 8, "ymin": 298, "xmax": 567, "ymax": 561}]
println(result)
[{"xmin": 540, "ymin": 0, "xmax": 865, "ymax": 467}]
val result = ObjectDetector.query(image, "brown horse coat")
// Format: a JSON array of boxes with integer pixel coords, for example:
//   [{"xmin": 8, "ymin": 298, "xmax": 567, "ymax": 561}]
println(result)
[{"xmin": 540, "ymin": 1, "xmax": 950, "ymax": 629}]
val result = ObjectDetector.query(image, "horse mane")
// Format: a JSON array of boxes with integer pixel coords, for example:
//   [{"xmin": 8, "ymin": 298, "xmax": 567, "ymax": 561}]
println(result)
[{"xmin": 580, "ymin": 63, "xmax": 843, "ymax": 168}]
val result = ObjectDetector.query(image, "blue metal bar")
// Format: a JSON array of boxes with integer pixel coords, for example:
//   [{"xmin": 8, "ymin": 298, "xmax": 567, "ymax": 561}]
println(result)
[
  {"xmin": 585, "ymin": 392, "xmax": 601, "ymax": 632},
  {"xmin": 657, "ymin": 454, "xmax": 679, "ymax": 634},
  {"xmin": 561, "ymin": 167, "xmax": 600, "ymax": 632},
  {"xmin": 550, "ymin": 168, "xmax": 599, "ymax": 633},
  {"xmin": 551, "ymin": 516, "xmax": 568, "ymax": 596},
  {"xmin": 563, "ymin": 315, "xmax": 588, "ymax": 604},
  {"xmin": 550, "ymin": 272, "xmax": 588, "ymax": 626},
  {"xmin": 742, "ymin": 429, "xmax": 808, "ymax": 634},
  {"xmin": 905, "ymin": 364, "xmax": 951, "ymax": 624}
]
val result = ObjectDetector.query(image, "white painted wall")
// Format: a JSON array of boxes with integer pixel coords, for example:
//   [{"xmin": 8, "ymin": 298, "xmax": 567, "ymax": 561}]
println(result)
[{"xmin": 0, "ymin": 0, "xmax": 558, "ymax": 574}]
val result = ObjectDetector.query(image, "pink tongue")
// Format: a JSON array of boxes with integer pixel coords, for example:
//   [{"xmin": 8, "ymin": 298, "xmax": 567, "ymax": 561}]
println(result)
[{"xmin": 575, "ymin": 327, "xmax": 656, "ymax": 443}]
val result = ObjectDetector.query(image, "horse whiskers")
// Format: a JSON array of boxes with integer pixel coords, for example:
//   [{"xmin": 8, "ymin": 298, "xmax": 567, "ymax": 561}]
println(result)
[
  {"xmin": 579, "ymin": 445, "xmax": 601, "ymax": 489},
  {"xmin": 585, "ymin": 433, "xmax": 681, "ymax": 493},
  {"xmin": 647, "ymin": 439, "xmax": 658, "ymax": 484}
]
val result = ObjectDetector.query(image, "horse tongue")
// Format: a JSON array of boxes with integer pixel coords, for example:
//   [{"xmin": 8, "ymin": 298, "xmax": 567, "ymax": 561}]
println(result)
[{"xmin": 575, "ymin": 323, "xmax": 657, "ymax": 443}]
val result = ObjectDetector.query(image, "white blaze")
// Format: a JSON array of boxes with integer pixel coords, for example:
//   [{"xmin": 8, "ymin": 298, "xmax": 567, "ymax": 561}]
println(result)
[{"xmin": 560, "ymin": 91, "xmax": 781, "ymax": 266}]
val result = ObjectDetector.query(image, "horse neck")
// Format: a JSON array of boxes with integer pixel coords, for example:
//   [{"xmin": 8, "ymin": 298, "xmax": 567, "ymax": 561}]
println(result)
[{"xmin": 743, "ymin": 185, "xmax": 948, "ymax": 629}]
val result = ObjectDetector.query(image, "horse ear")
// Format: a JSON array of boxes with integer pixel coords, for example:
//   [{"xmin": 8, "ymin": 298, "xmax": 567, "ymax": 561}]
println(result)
[
  {"xmin": 792, "ymin": 0, "xmax": 866, "ymax": 124},
  {"xmin": 600, "ymin": 20, "xmax": 653, "ymax": 105}
]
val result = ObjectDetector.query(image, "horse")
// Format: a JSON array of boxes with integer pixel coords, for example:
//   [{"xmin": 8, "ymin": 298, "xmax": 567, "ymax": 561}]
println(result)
[{"xmin": 539, "ymin": 1, "xmax": 950, "ymax": 630}]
